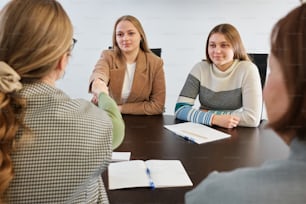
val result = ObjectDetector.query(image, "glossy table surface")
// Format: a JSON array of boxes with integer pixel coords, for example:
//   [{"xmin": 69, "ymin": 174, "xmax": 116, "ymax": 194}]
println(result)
[{"xmin": 102, "ymin": 114, "xmax": 289, "ymax": 204}]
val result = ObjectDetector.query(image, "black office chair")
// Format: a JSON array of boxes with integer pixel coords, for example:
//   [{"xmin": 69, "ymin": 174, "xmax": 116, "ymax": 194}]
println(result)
[
  {"xmin": 108, "ymin": 46, "xmax": 161, "ymax": 57},
  {"xmin": 248, "ymin": 53, "xmax": 268, "ymax": 122},
  {"xmin": 248, "ymin": 53, "xmax": 268, "ymax": 89},
  {"xmin": 150, "ymin": 48, "xmax": 162, "ymax": 57}
]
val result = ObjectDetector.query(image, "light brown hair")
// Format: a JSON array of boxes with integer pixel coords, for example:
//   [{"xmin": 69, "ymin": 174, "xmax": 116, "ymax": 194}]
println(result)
[
  {"xmin": 269, "ymin": 4, "xmax": 306, "ymax": 139},
  {"xmin": 205, "ymin": 23, "xmax": 250, "ymax": 63},
  {"xmin": 112, "ymin": 15, "xmax": 151, "ymax": 58},
  {"xmin": 0, "ymin": 0, "xmax": 73, "ymax": 201}
]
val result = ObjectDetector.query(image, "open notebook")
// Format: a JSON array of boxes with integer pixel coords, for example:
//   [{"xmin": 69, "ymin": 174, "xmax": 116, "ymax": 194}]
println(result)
[{"xmin": 108, "ymin": 160, "xmax": 193, "ymax": 190}]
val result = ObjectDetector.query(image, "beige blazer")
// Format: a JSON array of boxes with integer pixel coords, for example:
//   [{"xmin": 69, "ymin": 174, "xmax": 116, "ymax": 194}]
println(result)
[{"xmin": 89, "ymin": 49, "xmax": 166, "ymax": 115}]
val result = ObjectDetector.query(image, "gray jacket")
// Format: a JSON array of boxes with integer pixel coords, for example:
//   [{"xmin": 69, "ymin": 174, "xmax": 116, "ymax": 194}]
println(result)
[{"xmin": 185, "ymin": 138, "xmax": 306, "ymax": 204}]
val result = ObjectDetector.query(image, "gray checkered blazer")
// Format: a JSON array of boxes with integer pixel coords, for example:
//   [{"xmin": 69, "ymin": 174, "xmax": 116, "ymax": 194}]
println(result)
[{"xmin": 8, "ymin": 82, "xmax": 113, "ymax": 203}]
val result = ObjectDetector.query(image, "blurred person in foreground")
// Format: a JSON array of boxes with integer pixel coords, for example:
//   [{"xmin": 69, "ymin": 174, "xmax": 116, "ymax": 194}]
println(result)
[{"xmin": 0, "ymin": 0, "xmax": 124, "ymax": 203}]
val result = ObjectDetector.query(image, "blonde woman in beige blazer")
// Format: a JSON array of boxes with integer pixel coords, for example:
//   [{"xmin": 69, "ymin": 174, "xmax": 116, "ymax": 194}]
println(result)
[{"xmin": 89, "ymin": 15, "xmax": 166, "ymax": 115}]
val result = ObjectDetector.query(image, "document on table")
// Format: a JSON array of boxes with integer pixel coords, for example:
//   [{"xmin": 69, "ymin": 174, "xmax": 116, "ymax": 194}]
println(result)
[
  {"xmin": 108, "ymin": 160, "xmax": 193, "ymax": 190},
  {"xmin": 111, "ymin": 152, "xmax": 131, "ymax": 162},
  {"xmin": 164, "ymin": 122, "xmax": 231, "ymax": 144}
]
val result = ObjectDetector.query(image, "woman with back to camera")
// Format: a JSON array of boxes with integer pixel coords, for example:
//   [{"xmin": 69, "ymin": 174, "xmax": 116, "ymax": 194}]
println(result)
[
  {"xmin": 89, "ymin": 15, "xmax": 166, "ymax": 115},
  {"xmin": 186, "ymin": 4, "xmax": 306, "ymax": 203},
  {"xmin": 175, "ymin": 23, "xmax": 262, "ymax": 128},
  {"xmin": 0, "ymin": 0, "xmax": 124, "ymax": 203}
]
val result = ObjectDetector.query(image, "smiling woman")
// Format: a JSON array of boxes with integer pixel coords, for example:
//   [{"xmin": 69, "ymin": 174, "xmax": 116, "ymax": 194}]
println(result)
[
  {"xmin": 185, "ymin": 4, "xmax": 306, "ymax": 204},
  {"xmin": 207, "ymin": 33, "xmax": 235, "ymax": 71},
  {"xmin": 89, "ymin": 15, "xmax": 166, "ymax": 115},
  {"xmin": 175, "ymin": 23, "xmax": 263, "ymax": 129}
]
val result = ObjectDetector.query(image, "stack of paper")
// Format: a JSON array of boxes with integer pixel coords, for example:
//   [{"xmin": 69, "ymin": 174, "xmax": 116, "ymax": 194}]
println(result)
[
  {"xmin": 164, "ymin": 122, "xmax": 231, "ymax": 144},
  {"xmin": 108, "ymin": 160, "xmax": 193, "ymax": 190},
  {"xmin": 111, "ymin": 152, "xmax": 131, "ymax": 162}
]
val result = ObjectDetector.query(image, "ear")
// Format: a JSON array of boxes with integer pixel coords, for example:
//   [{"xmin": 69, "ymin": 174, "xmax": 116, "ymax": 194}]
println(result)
[{"xmin": 56, "ymin": 53, "xmax": 69, "ymax": 73}]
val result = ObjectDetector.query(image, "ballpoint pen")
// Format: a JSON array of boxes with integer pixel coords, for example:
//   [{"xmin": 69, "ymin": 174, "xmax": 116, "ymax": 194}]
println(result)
[
  {"xmin": 146, "ymin": 168, "xmax": 155, "ymax": 189},
  {"xmin": 172, "ymin": 131, "xmax": 196, "ymax": 143},
  {"xmin": 183, "ymin": 136, "xmax": 196, "ymax": 143}
]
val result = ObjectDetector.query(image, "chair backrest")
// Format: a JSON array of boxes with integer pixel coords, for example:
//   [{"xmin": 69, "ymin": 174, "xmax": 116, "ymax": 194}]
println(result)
[
  {"xmin": 248, "ymin": 53, "xmax": 268, "ymax": 89},
  {"xmin": 150, "ymin": 48, "xmax": 162, "ymax": 57},
  {"xmin": 108, "ymin": 46, "xmax": 162, "ymax": 57}
]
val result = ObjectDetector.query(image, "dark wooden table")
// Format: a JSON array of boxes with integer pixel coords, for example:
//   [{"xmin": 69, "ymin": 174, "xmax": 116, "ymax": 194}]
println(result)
[{"xmin": 102, "ymin": 114, "xmax": 289, "ymax": 204}]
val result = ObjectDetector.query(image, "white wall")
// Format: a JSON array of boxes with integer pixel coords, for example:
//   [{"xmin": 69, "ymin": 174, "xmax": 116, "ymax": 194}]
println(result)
[{"xmin": 0, "ymin": 0, "xmax": 300, "ymax": 114}]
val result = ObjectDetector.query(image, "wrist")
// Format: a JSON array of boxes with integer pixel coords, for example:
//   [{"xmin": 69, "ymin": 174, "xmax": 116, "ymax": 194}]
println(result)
[
  {"xmin": 210, "ymin": 114, "xmax": 216, "ymax": 126},
  {"xmin": 98, "ymin": 91, "xmax": 107, "ymax": 98}
]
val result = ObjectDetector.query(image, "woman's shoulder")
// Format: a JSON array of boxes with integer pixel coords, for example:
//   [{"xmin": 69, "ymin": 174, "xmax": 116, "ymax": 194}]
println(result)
[
  {"xmin": 140, "ymin": 50, "xmax": 164, "ymax": 69},
  {"xmin": 197, "ymin": 60, "xmax": 210, "ymax": 67},
  {"xmin": 23, "ymin": 87, "xmax": 112, "ymax": 133},
  {"xmin": 101, "ymin": 49, "xmax": 116, "ymax": 58},
  {"xmin": 65, "ymin": 98, "xmax": 113, "ymax": 127},
  {"xmin": 143, "ymin": 51, "xmax": 163, "ymax": 62},
  {"xmin": 236, "ymin": 60, "xmax": 257, "ymax": 69},
  {"xmin": 98, "ymin": 49, "xmax": 122, "ymax": 65},
  {"xmin": 191, "ymin": 60, "xmax": 211, "ymax": 71},
  {"xmin": 234, "ymin": 60, "xmax": 259, "ymax": 75}
]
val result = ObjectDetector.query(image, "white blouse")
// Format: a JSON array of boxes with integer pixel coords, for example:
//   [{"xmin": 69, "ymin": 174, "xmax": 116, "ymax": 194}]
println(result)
[{"xmin": 121, "ymin": 62, "xmax": 136, "ymax": 102}]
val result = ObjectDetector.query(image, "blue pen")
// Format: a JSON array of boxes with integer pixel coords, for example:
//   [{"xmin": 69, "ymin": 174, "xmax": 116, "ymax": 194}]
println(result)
[
  {"xmin": 146, "ymin": 168, "xmax": 155, "ymax": 189},
  {"xmin": 183, "ymin": 136, "xmax": 196, "ymax": 143}
]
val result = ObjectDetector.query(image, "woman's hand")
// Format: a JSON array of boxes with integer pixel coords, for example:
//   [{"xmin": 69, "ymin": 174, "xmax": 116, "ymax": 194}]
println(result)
[
  {"xmin": 91, "ymin": 95, "xmax": 98, "ymax": 105},
  {"xmin": 92, "ymin": 79, "xmax": 108, "ymax": 95},
  {"xmin": 211, "ymin": 114, "xmax": 240, "ymax": 129},
  {"xmin": 91, "ymin": 79, "xmax": 109, "ymax": 105}
]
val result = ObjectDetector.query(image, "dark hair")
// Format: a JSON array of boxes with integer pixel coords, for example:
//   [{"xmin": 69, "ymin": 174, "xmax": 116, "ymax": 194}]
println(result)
[
  {"xmin": 205, "ymin": 23, "xmax": 250, "ymax": 63},
  {"xmin": 269, "ymin": 4, "xmax": 306, "ymax": 139}
]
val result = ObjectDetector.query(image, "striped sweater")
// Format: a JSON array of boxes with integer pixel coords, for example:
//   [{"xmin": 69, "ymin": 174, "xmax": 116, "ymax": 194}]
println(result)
[{"xmin": 175, "ymin": 60, "xmax": 262, "ymax": 127}]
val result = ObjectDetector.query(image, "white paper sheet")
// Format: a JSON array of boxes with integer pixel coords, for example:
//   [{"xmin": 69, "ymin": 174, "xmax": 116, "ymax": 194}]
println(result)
[
  {"xmin": 164, "ymin": 122, "xmax": 231, "ymax": 144},
  {"xmin": 111, "ymin": 152, "xmax": 131, "ymax": 162}
]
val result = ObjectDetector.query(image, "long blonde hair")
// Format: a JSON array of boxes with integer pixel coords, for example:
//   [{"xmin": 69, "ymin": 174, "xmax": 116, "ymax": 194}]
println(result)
[
  {"xmin": 0, "ymin": 0, "xmax": 73, "ymax": 202},
  {"xmin": 112, "ymin": 15, "xmax": 151, "ymax": 58}
]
